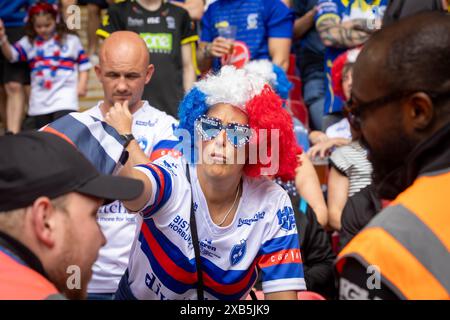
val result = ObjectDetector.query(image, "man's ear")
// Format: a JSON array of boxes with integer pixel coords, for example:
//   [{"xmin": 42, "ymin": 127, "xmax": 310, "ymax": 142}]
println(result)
[
  {"xmin": 29, "ymin": 197, "xmax": 58, "ymax": 249},
  {"xmin": 94, "ymin": 64, "xmax": 102, "ymax": 82},
  {"xmin": 145, "ymin": 64, "xmax": 155, "ymax": 84},
  {"xmin": 406, "ymin": 92, "xmax": 434, "ymax": 131}
]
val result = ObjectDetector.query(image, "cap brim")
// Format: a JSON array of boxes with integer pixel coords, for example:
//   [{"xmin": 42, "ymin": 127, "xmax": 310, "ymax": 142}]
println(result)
[{"xmin": 76, "ymin": 174, "xmax": 144, "ymax": 204}]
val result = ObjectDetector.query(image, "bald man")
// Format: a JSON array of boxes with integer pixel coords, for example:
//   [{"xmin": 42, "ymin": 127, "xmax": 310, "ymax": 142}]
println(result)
[
  {"xmin": 96, "ymin": 0, "xmax": 198, "ymax": 118},
  {"xmin": 83, "ymin": 31, "xmax": 179, "ymax": 299}
]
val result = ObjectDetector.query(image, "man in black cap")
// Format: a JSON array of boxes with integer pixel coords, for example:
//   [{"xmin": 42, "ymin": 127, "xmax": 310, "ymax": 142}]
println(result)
[{"xmin": 0, "ymin": 131, "xmax": 143, "ymax": 300}]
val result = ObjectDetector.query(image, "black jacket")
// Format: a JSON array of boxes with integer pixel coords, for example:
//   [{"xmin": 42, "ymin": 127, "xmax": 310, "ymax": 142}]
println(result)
[
  {"xmin": 291, "ymin": 196, "xmax": 337, "ymax": 299},
  {"xmin": 339, "ymin": 184, "xmax": 381, "ymax": 249}
]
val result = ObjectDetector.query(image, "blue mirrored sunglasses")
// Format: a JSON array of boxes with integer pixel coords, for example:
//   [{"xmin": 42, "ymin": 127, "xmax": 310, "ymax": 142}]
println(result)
[{"xmin": 195, "ymin": 115, "xmax": 252, "ymax": 148}]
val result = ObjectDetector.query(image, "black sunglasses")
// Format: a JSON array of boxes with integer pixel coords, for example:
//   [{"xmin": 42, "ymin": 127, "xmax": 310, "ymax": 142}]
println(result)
[
  {"xmin": 195, "ymin": 115, "xmax": 252, "ymax": 148},
  {"xmin": 345, "ymin": 90, "xmax": 450, "ymax": 130}
]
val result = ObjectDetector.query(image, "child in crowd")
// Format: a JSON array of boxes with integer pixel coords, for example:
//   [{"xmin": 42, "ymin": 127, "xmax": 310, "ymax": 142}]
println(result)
[
  {"xmin": 306, "ymin": 48, "xmax": 361, "ymax": 159},
  {"xmin": 0, "ymin": 2, "xmax": 91, "ymax": 129},
  {"xmin": 321, "ymin": 48, "xmax": 373, "ymax": 231}
]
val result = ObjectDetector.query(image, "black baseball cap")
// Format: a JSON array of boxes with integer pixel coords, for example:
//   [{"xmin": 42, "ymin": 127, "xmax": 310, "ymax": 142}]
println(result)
[{"xmin": 0, "ymin": 131, "xmax": 144, "ymax": 211}]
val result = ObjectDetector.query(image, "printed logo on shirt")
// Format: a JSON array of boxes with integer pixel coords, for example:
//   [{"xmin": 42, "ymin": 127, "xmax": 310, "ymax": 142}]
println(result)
[
  {"xmin": 215, "ymin": 21, "xmax": 229, "ymax": 29},
  {"xmin": 246, "ymin": 13, "xmax": 258, "ymax": 30},
  {"xmin": 237, "ymin": 211, "xmax": 265, "ymax": 227},
  {"xmin": 168, "ymin": 215, "xmax": 192, "ymax": 247},
  {"xmin": 145, "ymin": 272, "xmax": 168, "ymax": 300},
  {"xmin": 98, "ymin": 201, "xmax": 128, "ymax": 214},
  {"xmin": 230, "ymin": 239, "xmax": 247, "ymax": 266},
  {"xmin": 160, "ymin": 160, "xmax": 178, "ymax": 176},
  {"xmin": 339, "ymin": 278, "xmax": 382, "ymax": 300},
  {"xmin": 97, "ymin": 201, "xmax": 136, "ymax": 223},
  {"xmin": 199, "ymin": 239, "xmax": 221, "ymax": 259},
  {"xmin": 259, "ymin": 248, "xmax": 302, "ymax": 269},
  {"xmin": 276, "ymin": 206, "xmax": 296, "ymax": 231},
  {"xmin": 140, "ymin": 33, "xmax": 173, "ymax": 53},
  {"xmin": 128, "ymin": 17, "xmax": 145, "ymax": 27},
  {"xmin": 166, "ymin": 16, "xmax": 176, "ymax": 29},
  {"xmin": 137, "ymin": 136, "xmax": 148, "ymax": 151},
  {"xmin": 221, "ymin": 40, "xmax": 250, "ymax": 69},
  {"xmin": 135, "ymin": 119, "xmax": 158, "ymax": 127},
  {"xmin": 147, "ymin": 17, "xmax": 161, "ymax": 24}
]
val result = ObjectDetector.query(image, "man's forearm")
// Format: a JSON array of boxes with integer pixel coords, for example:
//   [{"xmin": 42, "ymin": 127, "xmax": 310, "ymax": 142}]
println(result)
[
  {"xmin": 78, "ymin": 70, "xmax": 89, "ymax": 88},
  {"xmin": 197, "ymin": 42, "xmax": 213, "ymax": 72},
  {"xmin": 293, "ymin": 9, "xmax": 316, "ymax": 40},
  {"xmin": 269, "ymin": 38, "xmax": 292, "ymax": 71},
  {"xmin": 181, "ymin": 42, "xmax": 196, "ymax": 91},
  {"xmin": 183, "ymin": 65, "xmax": 196, "ymax": 92},
  {"xmin": 0, "ymin": 39, "xmax": 14, "ymax": 62},
  {"xmin": 317, "ymin": 17, "xmax": 371, "ymax": 48}
]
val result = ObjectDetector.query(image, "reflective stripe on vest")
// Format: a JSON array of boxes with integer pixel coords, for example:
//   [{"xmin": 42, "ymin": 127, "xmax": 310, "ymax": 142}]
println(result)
[
  {"xmin": 0, "ymin": 251, "xmax": 60, "ymax": 300},
  {"xmin": 337, "ymin": 170, "xmax": 450, "ymax": 300}
]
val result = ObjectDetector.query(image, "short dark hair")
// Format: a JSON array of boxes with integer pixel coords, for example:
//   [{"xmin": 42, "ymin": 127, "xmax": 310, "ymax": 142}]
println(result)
[{"xmin": 364, "ymin": 12, "xmax": 450, "ymax": 101}]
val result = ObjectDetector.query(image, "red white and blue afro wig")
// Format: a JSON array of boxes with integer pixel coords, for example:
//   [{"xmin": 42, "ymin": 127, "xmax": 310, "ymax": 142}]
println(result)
[
  {"xmin": 177, "ymin": 65, "xmax": 301, "ymax": 181},
  {"xmin": 243, "ymin": 59, "xmax": 292, "ymax": 101}
]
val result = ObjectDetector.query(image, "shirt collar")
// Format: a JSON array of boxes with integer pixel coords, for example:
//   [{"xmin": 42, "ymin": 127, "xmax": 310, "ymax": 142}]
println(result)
[{"xmin": 0, "ymin": 230, "xmax": 50, "ymax": 281}]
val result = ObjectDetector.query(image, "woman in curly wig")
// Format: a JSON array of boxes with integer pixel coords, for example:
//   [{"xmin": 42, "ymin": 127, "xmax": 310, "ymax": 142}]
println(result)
[{"xmin": 114, "ymin": 66, "xmax": 306, "ymax": 300}]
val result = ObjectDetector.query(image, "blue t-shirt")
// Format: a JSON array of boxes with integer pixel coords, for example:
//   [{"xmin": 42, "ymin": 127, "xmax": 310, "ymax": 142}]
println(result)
[
  {"xmin": 201, "ymin": 0, "xmax": 294, "ymax": 69},
  {"xmin": 315, "ymin": 0, "xmax": 387, "ymax": 114}
]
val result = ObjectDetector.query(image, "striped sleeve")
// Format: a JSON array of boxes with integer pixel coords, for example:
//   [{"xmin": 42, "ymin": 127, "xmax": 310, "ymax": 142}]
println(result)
[
  {"xmin": 72, "ymin": 36, "xmax": 91, "ymax": 71},
  {"xmin": 11, "ymin": 36, "xmax": 31, "ymax": 63},
  {"xmin": 77, "ymin": 49, "xmax": 91, "ymax": 71},
  {"xmin": 330, "ymin": 145, "xmax": 353, "ymax": 177},
  {"xmin": 41, "ymin": 112, "xmax": 126, "ymax": 175},
  {"xmin": 134, "ymin": 162, "xmax": 173, "ymax": 218},
  {"xmin": 315, "ymin": 0, "xmax": 341, "ymax": 27},
  {"xmin": 257, "ymin": 195, "xmax": 306, "ymax": 294}
]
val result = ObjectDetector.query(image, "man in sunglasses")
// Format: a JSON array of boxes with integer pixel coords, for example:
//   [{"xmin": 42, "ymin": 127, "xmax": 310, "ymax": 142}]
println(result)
[{"xmin": 336, "ymin": 11, "xmax": 450, "ymax": 300}]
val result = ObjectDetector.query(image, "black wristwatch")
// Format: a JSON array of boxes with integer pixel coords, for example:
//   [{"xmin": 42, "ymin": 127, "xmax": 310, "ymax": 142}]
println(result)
[{"xmin": 120, "ymin": 133, "xmax": 135, "ymax": 148}]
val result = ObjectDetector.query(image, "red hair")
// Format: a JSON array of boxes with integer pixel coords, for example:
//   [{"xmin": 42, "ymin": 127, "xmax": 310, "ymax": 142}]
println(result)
[
  {"xmin": 244, "ymin": 85, "xmax": 302, "ymax": 181},
  {"xmin": 331, "ymin": 51, "xmax": 349, "ymax": 101}
]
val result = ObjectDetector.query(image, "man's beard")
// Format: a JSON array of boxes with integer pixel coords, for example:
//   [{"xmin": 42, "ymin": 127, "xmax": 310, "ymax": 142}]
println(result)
[
  {"xmin": 46, "ymin": 226, "xmax": 88, "ymax": 300},
  {"xmin": 360, "ymin": 129, "xmax": 416, "ymax": 194}
]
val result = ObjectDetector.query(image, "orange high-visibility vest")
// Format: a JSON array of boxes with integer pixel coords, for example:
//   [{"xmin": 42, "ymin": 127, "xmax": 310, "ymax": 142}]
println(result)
[
  {"xmin": 0, "ymin": 250, "xmax": 61, "ymax": 300},
  {"xmin": 336, "ymin": 169, "xmax": 450, "ymax": 300}
]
